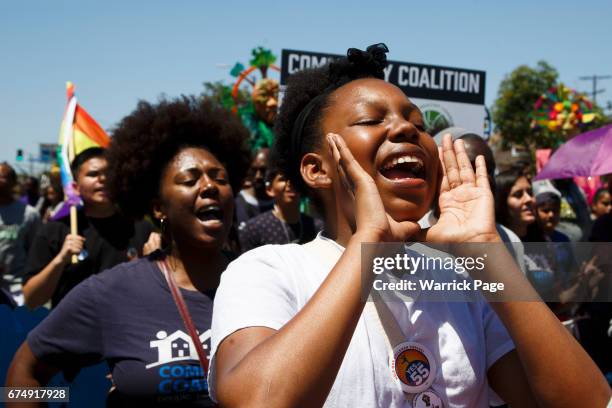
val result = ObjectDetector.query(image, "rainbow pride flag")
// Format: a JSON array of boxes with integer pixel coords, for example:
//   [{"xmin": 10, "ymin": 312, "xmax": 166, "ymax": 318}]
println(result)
[{"xmin": 52, "ymin": 82, "xmax": 110, "ymax": 221}]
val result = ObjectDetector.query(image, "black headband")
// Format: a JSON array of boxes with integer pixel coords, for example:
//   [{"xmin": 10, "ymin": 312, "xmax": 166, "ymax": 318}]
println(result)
[
  {"xmin": 288, "ymin": 43, "xmax": 389, "ymax": 167},
  {"xmin": 289, "ymin": 93, "xmax": 327, "ymax": 172}
]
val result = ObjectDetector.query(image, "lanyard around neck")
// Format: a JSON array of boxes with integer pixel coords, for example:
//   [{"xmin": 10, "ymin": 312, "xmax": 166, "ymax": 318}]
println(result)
[
  {"xmin": 158, "ymin": 258, "xmax": 210, "ymax": 374},
  {"xmin": 305, "ymin": 236, "xmax": 408, "ymax": 349}
]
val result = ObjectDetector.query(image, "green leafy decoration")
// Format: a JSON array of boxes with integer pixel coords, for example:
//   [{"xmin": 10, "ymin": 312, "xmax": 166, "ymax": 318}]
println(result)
[
  {"xmin": 250, "ymin": 47, "xmax": 276, "ymax": 69},
  {"xmin": 230, "ymin": 62, "xmax": 245, "ymax": 78},
  {"xmin": 201, "ymin": 81, "xmax": 250, "ymax": 111}
]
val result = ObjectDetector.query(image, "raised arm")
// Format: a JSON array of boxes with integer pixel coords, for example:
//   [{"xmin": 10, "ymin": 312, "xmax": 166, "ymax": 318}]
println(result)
[
  {"xmin": 214, "ymin": 133, "xmax": 420, "ymax": 407},
  {"xmin": 216, "ymin": 229, "xmax": 379, "ymax": 407},
  {"xmin": 429, "ymin": 134, "xmax": 611, "ymax": 407},
  {"xmin": 23, "ymin": 234, "xmax": 84, "ymax": 309},
  {"xmin": 481, "ymin": 243, "xmax": 610, "ymax": 407}
]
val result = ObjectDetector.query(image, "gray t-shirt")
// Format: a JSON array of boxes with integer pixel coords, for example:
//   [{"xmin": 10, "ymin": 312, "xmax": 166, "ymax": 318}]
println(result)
[{"xmin": 0, "ymin": 200, "xmax": 41, "ymax": 291}]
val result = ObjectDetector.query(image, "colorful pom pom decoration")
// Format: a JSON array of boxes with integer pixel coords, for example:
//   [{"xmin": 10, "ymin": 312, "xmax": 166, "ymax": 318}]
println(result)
[{"xmin": 530, "ymin": 84, "xmax": 597, "ymax": 132}]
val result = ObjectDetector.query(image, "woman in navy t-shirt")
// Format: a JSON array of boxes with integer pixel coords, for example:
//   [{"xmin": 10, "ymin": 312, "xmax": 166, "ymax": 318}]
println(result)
[{"xmin": 6, "ymin": 97, "xmax": 251, "ymax": 406}]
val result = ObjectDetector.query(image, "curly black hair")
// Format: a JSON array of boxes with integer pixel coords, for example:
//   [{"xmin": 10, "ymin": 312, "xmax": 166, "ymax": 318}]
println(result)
[
  {"xmin": 272, "ymin": 44, "xmax": 388, "ymax": 196},
  {"xmin": 106, "ymin": 96, "xmax": 251, "ymax": 219}
]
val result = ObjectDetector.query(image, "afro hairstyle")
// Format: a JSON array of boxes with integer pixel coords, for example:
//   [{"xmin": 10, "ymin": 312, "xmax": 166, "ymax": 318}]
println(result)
[{"xmin": 106, "ymin": 95, "xmax": 251, "ymax": 219}]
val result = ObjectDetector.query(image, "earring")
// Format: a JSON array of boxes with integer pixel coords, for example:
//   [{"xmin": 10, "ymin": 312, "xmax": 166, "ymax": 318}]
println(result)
[{"xmin": 160, "ymin": 217, "xmax": 167, "ymax": 235}]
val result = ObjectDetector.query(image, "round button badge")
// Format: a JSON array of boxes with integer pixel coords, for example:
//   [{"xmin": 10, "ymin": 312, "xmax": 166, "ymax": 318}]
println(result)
[
  {"xmin": 412, "ymin": 389, "xmax": 444, "ymax": 408},
  {"xmin": 389, "ymin": 341, "xmax": 436, "ymax": 394}
]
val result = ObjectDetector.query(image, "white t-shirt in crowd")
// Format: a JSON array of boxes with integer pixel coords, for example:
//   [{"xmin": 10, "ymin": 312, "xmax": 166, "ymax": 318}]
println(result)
[{"xmin": 209, "ymin": 234, "xmax": 515, "ymax": 407}]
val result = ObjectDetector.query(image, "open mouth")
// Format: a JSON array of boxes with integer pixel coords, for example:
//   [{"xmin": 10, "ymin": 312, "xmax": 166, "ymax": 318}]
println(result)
[
  {"xmin": 195, "ymin": 205, "xmax": 224, "ymax": 224},
  {"xmin": 379, "ymin": 154, "xmax": 426, "ymax": 181}
]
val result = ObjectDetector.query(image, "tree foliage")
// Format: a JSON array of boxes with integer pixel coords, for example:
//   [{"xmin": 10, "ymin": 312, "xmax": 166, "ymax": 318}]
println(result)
[
  {"xmin": 201, "ymin": 81, "xmax": 250, "ymax": 110},
  {"xmin": 492, "ymin": 61, "xmax": 559, "ymax": 149},
  {"xmin": 492, "ymin": 61, "xmax": 611, "ymax": 149}
]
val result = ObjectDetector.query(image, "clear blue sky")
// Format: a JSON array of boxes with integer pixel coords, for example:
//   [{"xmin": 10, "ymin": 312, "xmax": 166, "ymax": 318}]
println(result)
[{"xmin": 1, "ymin": 0, "xmax": 611, "ymax": 167}]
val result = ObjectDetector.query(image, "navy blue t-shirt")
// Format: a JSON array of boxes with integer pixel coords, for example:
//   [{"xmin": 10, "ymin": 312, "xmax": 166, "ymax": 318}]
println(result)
[{"xmin": 27, "ymin": 255, "xmax": 214, "ymax": 406}]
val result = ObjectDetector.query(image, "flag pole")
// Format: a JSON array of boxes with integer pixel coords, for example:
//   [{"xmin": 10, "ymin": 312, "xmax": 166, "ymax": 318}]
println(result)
[
  {"xmin": 69, "ymin": 134, "xmax": 78, "ymax": 264},
  {"xmin": 57, "ymin": 81, "xmax": 109, "ymax": 263},
  {"xmin": 64, "ymin": 82, "xmax": 79, "ymax": 264}
]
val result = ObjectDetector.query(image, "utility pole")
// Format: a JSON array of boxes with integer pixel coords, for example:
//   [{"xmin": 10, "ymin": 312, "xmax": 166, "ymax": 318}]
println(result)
[{"xmin": 579, "ymin": 74, "xmax": 611, "ymax": 104}]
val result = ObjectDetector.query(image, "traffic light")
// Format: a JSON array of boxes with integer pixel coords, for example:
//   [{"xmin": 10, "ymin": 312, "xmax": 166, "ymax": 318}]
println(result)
[{"xmin": 16, "ymin": 149, "xmax": 23, "ymax": 162}]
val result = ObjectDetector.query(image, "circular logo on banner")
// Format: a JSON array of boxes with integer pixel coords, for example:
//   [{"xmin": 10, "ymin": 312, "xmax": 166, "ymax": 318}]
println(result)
[
  {"xmin": 421, "ymin": 104, "xmax": 454, "ymax": 135},
  {"xmin": 389, "ymin": 342, "xmax": 436, "ymax": 393},
  {"xmin": 413, "ymin": 390, "xmax": 444, "ymax": 408}
]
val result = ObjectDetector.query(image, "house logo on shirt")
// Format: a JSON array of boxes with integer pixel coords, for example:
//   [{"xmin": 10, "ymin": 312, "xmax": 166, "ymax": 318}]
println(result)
[{"xmin": 146, "ymin": 329, "xmax": 211, "ymax": 369}]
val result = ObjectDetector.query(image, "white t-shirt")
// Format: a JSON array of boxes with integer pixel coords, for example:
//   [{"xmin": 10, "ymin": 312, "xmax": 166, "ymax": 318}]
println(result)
[{"xmin": 209, "ymin": 235, "xmax": 515, "ymax": 407}]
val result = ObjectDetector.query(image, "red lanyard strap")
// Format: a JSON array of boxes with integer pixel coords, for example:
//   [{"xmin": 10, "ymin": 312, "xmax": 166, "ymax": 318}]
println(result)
[{"xmin": 158, "ymin": 259, "xmax": 210, "ymax": 374}]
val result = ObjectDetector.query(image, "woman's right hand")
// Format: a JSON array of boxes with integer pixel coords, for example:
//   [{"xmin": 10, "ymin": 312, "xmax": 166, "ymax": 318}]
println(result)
[
  {"xmin": 57, "ymin": 234, "xmax": 85, "ymax": 264},
  {"xmin": 143, "ymin": 232, "xmax": 162, "ymax": 256},
  {"xmin": 327, "ymin": 133, "xmax": 421, "ymax": 242}
]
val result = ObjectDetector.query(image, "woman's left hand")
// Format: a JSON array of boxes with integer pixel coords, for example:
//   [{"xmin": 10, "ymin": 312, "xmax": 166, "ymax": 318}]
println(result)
[{"xmin": 426, "ymin": 134, "xmax": 500, "ymax": 243}]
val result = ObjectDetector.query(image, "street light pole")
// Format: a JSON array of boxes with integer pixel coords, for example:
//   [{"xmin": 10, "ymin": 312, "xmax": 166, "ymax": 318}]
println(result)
[{"xmin": 579, "ymin": 74, "xmax": 611, "ymax": 105}]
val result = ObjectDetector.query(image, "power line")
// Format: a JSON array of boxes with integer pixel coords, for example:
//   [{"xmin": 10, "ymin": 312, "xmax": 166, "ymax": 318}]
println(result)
[{"xmin": 579, "ymin": 74, "xmax": 611, "ymax": 104}]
